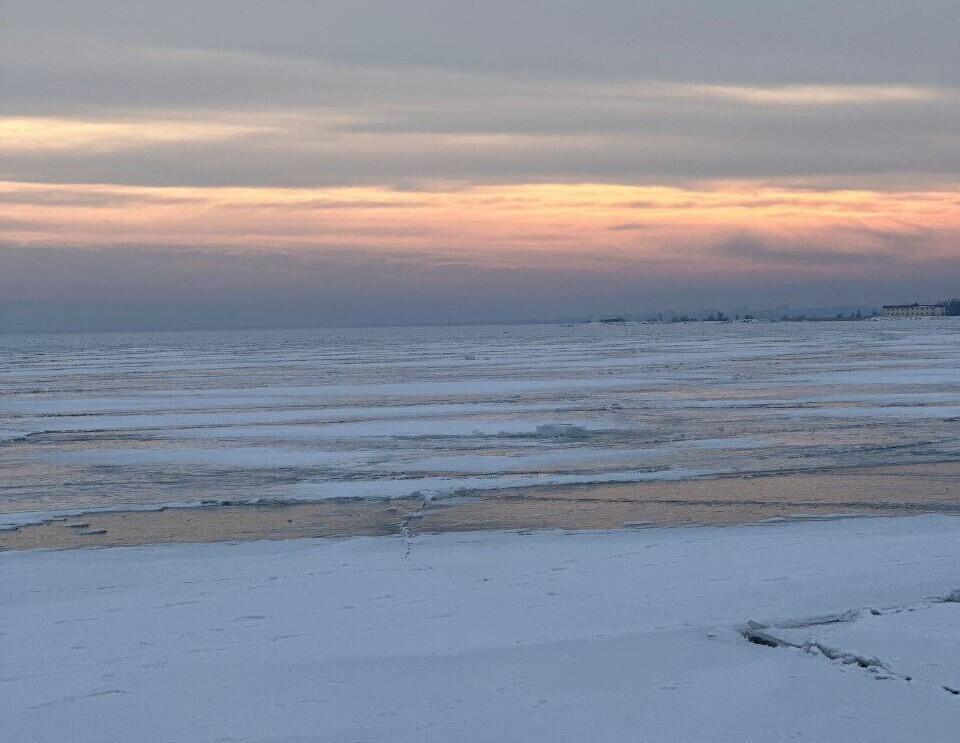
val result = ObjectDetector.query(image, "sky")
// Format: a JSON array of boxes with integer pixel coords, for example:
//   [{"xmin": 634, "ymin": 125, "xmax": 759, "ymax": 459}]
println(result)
[{"xmin": 1, "ymin": 1, "xmax": 959, "ymax": 331}]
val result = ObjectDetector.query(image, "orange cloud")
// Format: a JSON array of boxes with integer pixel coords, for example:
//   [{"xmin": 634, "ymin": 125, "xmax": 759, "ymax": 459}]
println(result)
[
  {"xmin": 0, "ymin": 116, "xmax": 270, "ymax": 153},
  {"xmin": 1, "ymin": 180, "xmax": 958, "ymax": 276}
]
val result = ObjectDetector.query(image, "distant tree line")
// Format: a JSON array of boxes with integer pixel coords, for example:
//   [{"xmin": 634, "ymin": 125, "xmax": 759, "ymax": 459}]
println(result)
[{"xmin": 654, "ymin": 310, "xmax": 871, "ymax": 323}]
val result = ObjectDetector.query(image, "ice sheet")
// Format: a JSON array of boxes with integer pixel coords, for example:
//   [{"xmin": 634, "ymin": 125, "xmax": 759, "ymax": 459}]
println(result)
[
  {"xmin": 3, "ymin": 515, "xmax": 959, "ymax": 742},
  {"xmin": 3, "ymin": 320, "xmax": 960, "ymax": 515}
]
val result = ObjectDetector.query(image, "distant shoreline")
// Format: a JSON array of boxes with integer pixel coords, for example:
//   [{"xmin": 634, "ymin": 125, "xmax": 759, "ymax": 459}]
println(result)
[{"xmin": 10, "ymin": 311, "xmax": 954, "ymax": 337}]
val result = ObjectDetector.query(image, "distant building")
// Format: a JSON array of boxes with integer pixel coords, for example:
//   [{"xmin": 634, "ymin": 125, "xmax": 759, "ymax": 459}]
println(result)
[{"xmin": 881, "ymin": 303, "xmax": 945, "ymax": 318}]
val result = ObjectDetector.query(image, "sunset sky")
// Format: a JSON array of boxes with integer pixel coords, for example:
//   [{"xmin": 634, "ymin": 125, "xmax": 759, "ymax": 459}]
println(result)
[{"xmin": 2, "ymin": 1, "xmax": 959, "ymax": 330}]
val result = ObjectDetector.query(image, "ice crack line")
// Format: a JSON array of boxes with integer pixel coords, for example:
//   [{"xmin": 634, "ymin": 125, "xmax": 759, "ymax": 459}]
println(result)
[
  {"xmin": 740, "ymin": 588, "xmax": 960, "ymax": 698},
  {"xmin": 741, "ymin": 621, "xmax": 905, "ymax": 679}
]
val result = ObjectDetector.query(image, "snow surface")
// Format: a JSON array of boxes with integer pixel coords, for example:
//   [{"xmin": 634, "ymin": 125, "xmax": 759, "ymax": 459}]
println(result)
[{"xmin": 3, "ymin": 515, "xmax": 959, "ymax": 742}]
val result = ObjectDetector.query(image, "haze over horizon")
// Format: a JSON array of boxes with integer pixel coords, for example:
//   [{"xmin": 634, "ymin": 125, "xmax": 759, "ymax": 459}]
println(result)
[{"xmin": 2, "ymin": 1, "xmax": 959, "ymax": 332}]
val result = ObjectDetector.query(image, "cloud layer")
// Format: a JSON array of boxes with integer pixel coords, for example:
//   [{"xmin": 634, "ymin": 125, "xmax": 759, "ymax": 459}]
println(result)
[{"xmin": 1, "ymin": 1, "xmax": 959, "ymax": 329}]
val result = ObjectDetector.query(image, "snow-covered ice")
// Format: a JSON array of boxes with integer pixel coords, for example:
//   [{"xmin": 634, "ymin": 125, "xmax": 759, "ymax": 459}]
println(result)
[
  {"xmin": 3, "ymin": 515, "xmax": 959, "ymax": 742},
  {"xmin": 750, "ymin": 601, "xmax": 960, "ymax": 693}
]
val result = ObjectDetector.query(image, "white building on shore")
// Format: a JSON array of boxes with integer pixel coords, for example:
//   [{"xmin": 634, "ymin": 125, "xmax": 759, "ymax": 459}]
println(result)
[{"xmin": 881, "ymin": 303, "xmax": 946, "ymax": 318}]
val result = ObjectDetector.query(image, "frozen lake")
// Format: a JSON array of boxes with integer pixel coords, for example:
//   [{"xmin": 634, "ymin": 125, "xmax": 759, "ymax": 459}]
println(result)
[{"xmin": 2, "ymin": 319, "xmax": 959, "ymax": 519}]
